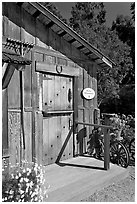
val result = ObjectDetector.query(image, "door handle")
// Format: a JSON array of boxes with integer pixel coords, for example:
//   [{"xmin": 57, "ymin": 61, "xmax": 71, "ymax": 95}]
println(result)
[
  {"xmin": 69, "ymin": 118, "xmax": 72, "ymax": 130},
  {"xmin": 68, "ymin": 88, "xmax": 72, "ymax": 103}
]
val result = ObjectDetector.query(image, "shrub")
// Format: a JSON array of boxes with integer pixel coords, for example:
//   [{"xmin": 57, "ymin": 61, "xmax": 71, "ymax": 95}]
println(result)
[{"xmin": 2, "ymin": 161, "xmax": 49, "ymax": 202}]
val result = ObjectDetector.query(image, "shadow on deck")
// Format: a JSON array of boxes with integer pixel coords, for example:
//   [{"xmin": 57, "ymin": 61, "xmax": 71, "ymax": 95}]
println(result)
[{"xmin": 44, "ymin": 156, "xmax": 129, "ymax": 202}]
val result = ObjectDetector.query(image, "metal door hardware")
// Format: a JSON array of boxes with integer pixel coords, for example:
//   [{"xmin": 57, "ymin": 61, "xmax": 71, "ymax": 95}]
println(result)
[{"xmin": 68, "ymin": 88, "xmax": 72, "ymax": 103}]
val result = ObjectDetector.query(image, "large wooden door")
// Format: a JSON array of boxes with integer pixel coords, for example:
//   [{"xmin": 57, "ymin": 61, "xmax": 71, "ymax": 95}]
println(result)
[{"xmin": 42, "ymin": 74, "xmax": 73, "ymax": 165}]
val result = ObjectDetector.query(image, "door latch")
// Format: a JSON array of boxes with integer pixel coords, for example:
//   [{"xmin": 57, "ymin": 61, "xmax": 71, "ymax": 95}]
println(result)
[
  {"xmin": 69, "ymin": 118, "xmax": 72, "ymax": 130},
  {"xmin": 68, "ymin": 88, "xmax": 72, "ymax": 103}
]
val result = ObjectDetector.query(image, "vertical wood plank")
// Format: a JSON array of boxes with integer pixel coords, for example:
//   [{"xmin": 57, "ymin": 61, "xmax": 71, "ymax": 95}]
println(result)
[
  {"xmin": 21, "ymin": 28, "xmax": 35, "ymax": 44},
  {"xmin": 54, "ymin": 75, "xmax": 61, "ymax": 110},
  {"xmin": 43, "ymin": 75, "xmax": 49, "ymax": 111},
  {"xmin": 73, "ymin": 76, "xmax": 78, "ymax": 157},
  {"xmin": 89, "ymin": 107, "xmax": 94, "ymax": 133},
  {"xmin": 8, "ymin": 69, "xmax": 20, "ymax": 108},
  {"xmin": 88, "ymin": 63, "xmax": 94, "ymax": 108},
  {"xmin": 73, "ymin": 76, "xmax": 78, "ymax": 121},
  {"xmin": 31, "ymin": 51, "xmax": 37, "ymax": 162},
  {"xmin": 60, "ymin": 115, "xmax": 69, "ymax": 160},
  {"xmin": 2, "ymin": 16, "xmax": 9, "ymax": 37},
  {"xmin": 93, "ymin": 63, "xmax": 97, "ymax": 108},
  {"xmin": 83, "ymin": 68, "xmax": 89, "ymax": 108},
  {"xmin": 31, "ymin": 51, "xmax": 44, "ymax": 162},
  {"xmin": 43, "ymin": 117, "xmax": 49, "ymax": 165},
  {"xmin": 8, "ymin": 112, "xmax": 21, "ymax": 166},
  {"xmin": 77, "ymin": 66, "xmax": 84, "ymax": 156},
  {"xmin": 8, "ymin": 20, "xmax": 21, "ymax": 40},
  {"xmin": 68, "ymin": 114, "xmax": 73, "ymax": 158},
  {"xmin": 35, "ymin": 111, "xmax": 43, "ymax": 165},
  {"xmin": 83, "ymin": 65, "xmax": 89, "ymax": 152},
  {"xmin": 48, "ymin": 117, "xmax": 57, "ymax": 164},
  {"xmin": 60, "ymin": 76, "xmax": 67, "ymax": 110},
  {"xmin": 24, "ymin": 51, "xmax": 32, "ymax": 108},
  {"xmin": 2, "ymin": 89, "xmax": 8, "ymax": 150},
  {"xmin": 47, "ymin": 74, "xmax": 55, "ymax": 111},
  {"xmin": 77, "ymin": 109, "xmax": 84, "ymax": 155},
  {"xmin": 83, "ymin": 108, "xmax": 89, "ymax": 153},
  {"xmin": 78, "ymin": 67, "xmax": 83, "ymax": 107},
  {"xmin": 37, "ymin": 72, "xmax": 43, "ymax": 111},
  {"xmin": 24, "ymin": 112, "xmax": 32, "ymax": 163},
  {"xmin": 56, "ymin": 116, "xmax": 62, "ymax": 160}
]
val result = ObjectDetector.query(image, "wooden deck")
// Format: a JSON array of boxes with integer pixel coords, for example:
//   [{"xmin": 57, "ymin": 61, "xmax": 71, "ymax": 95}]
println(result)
[{"xmin": 44, "ymin": 156, "xmax": 129, "ymax": 202}]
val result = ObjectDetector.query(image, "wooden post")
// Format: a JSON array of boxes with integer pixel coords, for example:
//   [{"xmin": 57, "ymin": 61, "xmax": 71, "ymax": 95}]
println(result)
[
  {"xmin": 2, "ymin": 88, "xmax": 10, "ymax": 175},
  {"xmin": 104, "ymin": 128, "xmax": 110, "ymax": 170},
  {"xmin": 2, "ymin": 89, "xmax": 8, "ymax": 153}
]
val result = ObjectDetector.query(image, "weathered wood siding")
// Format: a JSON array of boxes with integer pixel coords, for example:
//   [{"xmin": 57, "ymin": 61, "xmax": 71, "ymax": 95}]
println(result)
[{"xmin": 2, "ymin": 2, "xmax": 98, "ymax": 166}]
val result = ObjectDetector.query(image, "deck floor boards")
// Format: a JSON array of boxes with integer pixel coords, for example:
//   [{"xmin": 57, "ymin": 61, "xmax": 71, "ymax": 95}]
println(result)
[{"xmin": 44, "ymin": 156, "xmax": 129, "ymax": 202}]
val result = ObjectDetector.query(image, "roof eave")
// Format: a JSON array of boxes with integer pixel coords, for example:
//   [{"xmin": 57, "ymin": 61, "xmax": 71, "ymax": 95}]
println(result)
[{"xmin": 21, "ymin": 2, "xmax": 115, "ymax": 68}]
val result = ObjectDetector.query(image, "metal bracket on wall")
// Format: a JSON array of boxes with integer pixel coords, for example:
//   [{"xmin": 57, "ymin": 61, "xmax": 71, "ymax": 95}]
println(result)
[{"xmin": 4, "ymin": 38, "xmax": 34, "ymax": 56}]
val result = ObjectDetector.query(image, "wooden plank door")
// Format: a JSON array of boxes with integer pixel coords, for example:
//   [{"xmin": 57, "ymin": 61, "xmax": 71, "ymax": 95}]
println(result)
[{"xmin": 42, "ymin": 74, "xmax": 73, "ymax": 165}]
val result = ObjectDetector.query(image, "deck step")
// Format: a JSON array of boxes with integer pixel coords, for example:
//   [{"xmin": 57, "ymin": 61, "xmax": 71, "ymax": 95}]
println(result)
[{"xmin": 44, "ymin": 157, "xmax": 129, "ymax": 202}]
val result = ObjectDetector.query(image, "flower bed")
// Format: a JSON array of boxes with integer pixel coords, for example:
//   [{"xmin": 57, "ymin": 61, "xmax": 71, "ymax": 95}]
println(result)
[{"xmin": 2, "ymin": 161, "xmax": 49, "ymax": 202}]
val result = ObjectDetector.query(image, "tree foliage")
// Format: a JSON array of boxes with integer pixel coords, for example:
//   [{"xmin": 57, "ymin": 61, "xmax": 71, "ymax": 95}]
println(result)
[
  {"xmin": 41, "ymin": 2, "xmax": 67, "ymax": 23},
  {"xmin": 42, "ymin": 2, "xmax": 134, "ymax": 115},
  {"xmin": 69, "ymin": 2, "xmax": 134, "ymax": 114},
  {"xmin": 111, "ymin": 4, "xmax": 135, "ymax": 82}
]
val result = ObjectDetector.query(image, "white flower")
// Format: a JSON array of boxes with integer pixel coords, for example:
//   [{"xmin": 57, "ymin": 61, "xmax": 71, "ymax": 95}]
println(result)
[
  {"xmin": 34, "ymin": 197, "xmax": 38, "ymax": 201},
  {"xmin": 26, "ymin": 168, "xmax": 31, "ymax": 172},
  {"xmin": 3, "ymin": 197, "xmax": 7, "ymax": 201},
  {"xmin": 9, "ymin": 190, "xmax": 14, "ymax": 195},
  {"xmin": 23, "ymin": 169, "xmax": 26, "ymax": 173},
  {"xmin": 30, "ymin": 181, "xmax": 33, "ymax": 187},
  {"xmin": 24, "ymin": 178, "xmax": 29, "ymax": 182},
  {"xmin": 31, "ymin": 192, "xmax": 36, "ymax": 197},
  {"xmin": 18, "ymin": 172, "xmax": 21, "ymax": 177},
  {"xmin": 19, "ymin": 189, "xmax": 24, "ymax": 194},
  {"xmin": 20, "ymin": 177, "xmax": 24, "ymax": 182},
  {"xmin": 26, "ymin": 168, "xmax": 31, "ymax": 175},
  {"xmin": 21, "ymin": 194, "xmax": 24, "ymax": 198}
]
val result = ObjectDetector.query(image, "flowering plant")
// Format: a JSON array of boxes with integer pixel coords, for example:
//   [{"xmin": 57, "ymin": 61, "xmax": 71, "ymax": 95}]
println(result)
[
  {"xmin": 107, "ymin": 114, "xmax": 135, "ymax": 141},
  {"xmin": 2, "ymin": 161, "xmax": 49, "ymax": 202}
]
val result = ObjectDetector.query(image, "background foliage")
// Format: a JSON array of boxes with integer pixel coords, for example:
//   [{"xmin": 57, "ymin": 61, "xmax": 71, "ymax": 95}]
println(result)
[{"xmin": 44, "ymin": 2, "xmax": 135, "ymax": 115}]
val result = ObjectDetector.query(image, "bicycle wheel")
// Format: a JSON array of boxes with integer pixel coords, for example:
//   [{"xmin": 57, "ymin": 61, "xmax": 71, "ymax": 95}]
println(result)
[
  {"xmin": 110, "ymin": 141, "xmax": 129, "ymax": 168},
  {"xmin": 129, "ymin": 138, "xmax": 135, "ymax": 161}
]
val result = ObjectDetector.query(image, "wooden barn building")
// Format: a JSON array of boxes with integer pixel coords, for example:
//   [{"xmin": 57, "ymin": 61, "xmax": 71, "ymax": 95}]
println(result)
[{"xmin": 2, "ymin": 2, "xmax": 115, "ymax": 168}]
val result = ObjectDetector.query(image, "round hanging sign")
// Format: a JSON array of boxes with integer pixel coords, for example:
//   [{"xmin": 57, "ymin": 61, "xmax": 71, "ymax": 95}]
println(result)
[{"xmin": 82, "ymin": 88, "xmax": 95, "ymax": 100}]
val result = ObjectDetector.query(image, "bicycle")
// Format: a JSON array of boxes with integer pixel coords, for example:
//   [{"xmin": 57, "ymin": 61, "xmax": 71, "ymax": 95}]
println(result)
[
  {"xmin": 121, "ymin": 126, "xmax": 135, "ymax": 163},
  {"xmin": 129, "ymin": 138, "xmax": 135, "ymax": 161},
  {"xmin": 109, "ymin": 134, "xmax": 130, "ymax": 168},
  {"xmin": 90, "ymin": 128, "xmax": 130, "ymax": 168}
]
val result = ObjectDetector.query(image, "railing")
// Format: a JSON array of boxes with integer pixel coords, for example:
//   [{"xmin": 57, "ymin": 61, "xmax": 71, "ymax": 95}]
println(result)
[{"xmin": 75, "ymin": 121, "xmax": 113, "ymax": 170}]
